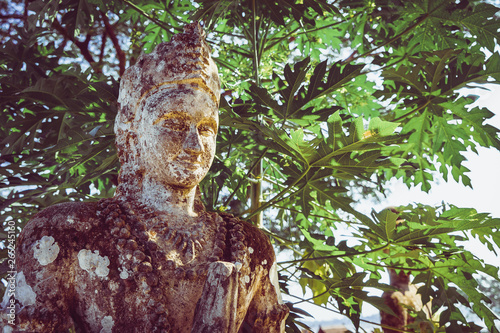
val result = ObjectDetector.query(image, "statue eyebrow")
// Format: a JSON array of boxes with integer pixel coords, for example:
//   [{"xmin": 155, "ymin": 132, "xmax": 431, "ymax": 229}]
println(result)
[{"xmin": 153, "ymin": 111, "xmax": 192, "ymax": 125}]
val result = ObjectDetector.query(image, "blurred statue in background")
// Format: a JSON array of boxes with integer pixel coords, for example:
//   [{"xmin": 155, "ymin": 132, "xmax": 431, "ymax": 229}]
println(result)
[{"xmin": 1, "ymin": 23, "xmax": 288, "ymax": 333}]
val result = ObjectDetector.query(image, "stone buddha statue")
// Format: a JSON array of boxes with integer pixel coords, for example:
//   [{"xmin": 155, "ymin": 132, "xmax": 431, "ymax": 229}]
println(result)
[{"xmin": 1, "ymin": 23, "xmax": 288, "ymax": 332}]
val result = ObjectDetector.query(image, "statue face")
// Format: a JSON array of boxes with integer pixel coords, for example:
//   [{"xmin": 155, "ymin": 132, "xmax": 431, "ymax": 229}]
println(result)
[{"xmin": 137, "ymin": 88, "xmax": 218, "ymax": 188}]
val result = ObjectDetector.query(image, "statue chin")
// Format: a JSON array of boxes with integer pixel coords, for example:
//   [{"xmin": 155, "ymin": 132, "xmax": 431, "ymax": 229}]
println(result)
[
  {"xmin": 146, "ymin": 161, "xmax": 210, "ymax": 187},
  {"xmin": 1, "ymin": 22, "xmax": 289, "ymax": 333}
]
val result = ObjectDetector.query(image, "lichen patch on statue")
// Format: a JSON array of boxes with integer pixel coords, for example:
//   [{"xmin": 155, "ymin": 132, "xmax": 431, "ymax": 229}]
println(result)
[
  {"xmin": 14, "ymin": 272, "xmax": 36, "ymax": 307},
  {"xmin": 100, "ymin": 315, "xmax": 114, "ymax": 333},
  {"xmin": 0, "ymin": 272, "xmax": 36, "ymax": 309},
  {"xmin": 33, "ymin": 236, "xmax": 59, "ymax": 266},
  {"xmin": 78, "ymin": 249, "xmax": 110, "ymax": 279}
]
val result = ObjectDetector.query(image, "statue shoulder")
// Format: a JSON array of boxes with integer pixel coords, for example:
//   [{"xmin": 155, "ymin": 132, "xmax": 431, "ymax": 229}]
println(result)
[
  {"xmin": 18, "ymin": 201, "xmax": 102, "ymax": 253},
  {"xmin": 21, "ymin": 200, "xmax": 100, "ymax": 232},
  {"xmin": 218, "ymin": 212, "xmax": 276, "ymax": 270}
]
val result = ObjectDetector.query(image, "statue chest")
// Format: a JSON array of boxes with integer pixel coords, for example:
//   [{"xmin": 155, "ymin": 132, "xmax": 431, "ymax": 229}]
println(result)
[
  {"xmin": 72, "ymin": 200, "xmax": 243, "ymax": 332},
  {"xmin": 73, "ymin": 244, "xmax": 220, "ymax": 333}
]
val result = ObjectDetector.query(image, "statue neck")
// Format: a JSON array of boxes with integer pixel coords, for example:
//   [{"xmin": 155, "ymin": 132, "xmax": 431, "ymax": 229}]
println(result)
[
  {"xmin": 140, "ymin": 175, "xmax": 198, "ymax": 217},
  {"xmin": 115, "ymin": 173, "xmax": 198, "ymax": 219}
]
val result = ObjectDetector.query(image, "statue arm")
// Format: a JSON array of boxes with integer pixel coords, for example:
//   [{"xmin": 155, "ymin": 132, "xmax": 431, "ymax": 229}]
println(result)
[
  {"xmin": 237, "ymin": 224, "xmax": 289, "ymax": 333},
  {"xmin": 1, "ymin": 204, "xmax": 86, "ymax": 332},
  {"xmin": 1, "ymin": 246, "xmax": 74, "ymax": 332},
  {"xmin": 241, "ymin": 259, "xmax": 289, "ymax": 333},
  {"xmin": 191, "ymin": 261, "xmax": 239, "ymax": 333},
  {"xmin": 190, "ymin": 259, "xmax": 288, "ymax": 333}
]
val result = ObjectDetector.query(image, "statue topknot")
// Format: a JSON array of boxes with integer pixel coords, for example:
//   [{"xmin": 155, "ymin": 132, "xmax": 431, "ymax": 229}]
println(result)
[{"xmin": 117, "ymin": 22, "xmax": 220, "ymax": 126}]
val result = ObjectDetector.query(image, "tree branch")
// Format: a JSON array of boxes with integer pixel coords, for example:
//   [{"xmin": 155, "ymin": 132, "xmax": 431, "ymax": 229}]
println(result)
[
  {"xmin": 119, "ymin": 0, "xmax": 177, "ymax": 33},
  {"xmin": 51, "ymin": 19, "xmax": 100, "ymax": 73},
  {"xmin": 0, "ymin": 14, "xmax": 25, "ymax": 20},
  {"xmin": 223, "ymin": 147, "xmax": 269, "ymax": 208},
  {"xmin": 100, "ymin": 11, "xmax": 126, "ymax": 75},
  {"xmin": 99, "ymin": 30, "xmax": 107, "ymax": 64},
  {"xmin": 278, "ymin": 243, "xmax": 390, "ymax": 264}
]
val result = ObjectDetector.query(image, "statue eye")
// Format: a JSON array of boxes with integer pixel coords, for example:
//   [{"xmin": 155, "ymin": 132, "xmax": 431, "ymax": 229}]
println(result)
[
  {"xmin": 198, "ymin": 123, "xmax": 215, "ymax": 136},
  {"xmin": 163, "ymin": 118, "xmax": 188, "ymax": 132}
]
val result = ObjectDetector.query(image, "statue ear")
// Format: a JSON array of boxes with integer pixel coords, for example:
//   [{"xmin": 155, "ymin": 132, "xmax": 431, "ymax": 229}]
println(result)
[
  {"xmin": 127, "ymin": 131, "xmax": 140, "ymax": 160},
  {"xmin": 116, "ymin": 130, "xmax": 145, "ymax": 195},
  {"xmin": 116, "ymin": 130, "xmax": 140, "ymax": 166},
  {"xmin": 119, "ymin": 103, "xmax": 135, "ymax": 124}
]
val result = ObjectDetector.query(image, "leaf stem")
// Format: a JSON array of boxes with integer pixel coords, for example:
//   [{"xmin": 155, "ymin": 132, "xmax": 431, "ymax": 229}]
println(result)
[
  {"xmin": 119, "ymin": 0, "xmax": 176, "ymax": 33},
  {"xmin": 273, "ymin": 204, "xmax": 350, "ymax": 223},
  {"xmin": 285, "ymin": 293, "xmax": 415, "ymax": 332},
  {"xmin": 364, "ymin": 262, "xmax": 460, "ymax": 272},
  {"xmin": 293, "ymin": 290, "xmax": 330, "ymax": 305},
  {"xmin": 279, "ymin": 243, "xmax": 390, "ymax": 264},
  {"xmin": 223, "ymin": 147, "xmax": 269, "ymax": 207},
  {"xmin": 264, "ymin": 9, "xmax": 361, "ymax": 52},
  {"xmin": 250, "ymin": 0, "xmax": 265, "ymax": 227},
  {"xmin": 346, "ymin": 13, "xmax": 430, "ymax": 64},
  {"xmin": 246, "ymin": 166, "xmax": 310, "ymax": 219},
  {"xmin": 392, "ymin": 99, "xmax": 431, "ymax": 122}
]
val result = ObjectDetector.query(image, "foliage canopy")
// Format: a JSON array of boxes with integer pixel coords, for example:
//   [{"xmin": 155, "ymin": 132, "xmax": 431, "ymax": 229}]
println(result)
[{"xmin": 1, "ymin": 0, "xmax": 500, "ymax": 332}]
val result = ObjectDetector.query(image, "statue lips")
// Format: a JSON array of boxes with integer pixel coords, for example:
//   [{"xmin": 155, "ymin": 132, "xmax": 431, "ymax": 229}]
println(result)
[
  {"xmin": 175, "ymin": 158, "xmax": 203, "ymax": 171},
  {"xmin": 172, "ymin": 150, "xmax": 206, "ymax": 172}
]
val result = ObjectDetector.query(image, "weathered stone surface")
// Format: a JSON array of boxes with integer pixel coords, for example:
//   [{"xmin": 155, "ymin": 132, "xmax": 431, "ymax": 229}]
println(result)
[
  {"xmin": 192, "ymin": 261, "xmax": 238, "ymax": 332},
  {"xmin": 1, "ymin": 22, "xmax": 288, "ymax": 333}
]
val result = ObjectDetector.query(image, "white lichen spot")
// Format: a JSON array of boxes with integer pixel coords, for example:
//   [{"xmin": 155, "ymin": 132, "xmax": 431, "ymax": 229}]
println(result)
[
  {"xmin": 248, "ymin": 247, "xmax": 254, "ymax": 254},
  {"xmin": 67, "ymin": 216, "xmax": 75, "ymax": 224},
  {"xmin": 109, "ymin": 281, "xmax": 119, "ymax": 292},
  {"xmin": 261, "ymin": 259, "xmax": 267, "ymax": 266},
  {"xmin": 33, "ymin": 236, "xmax": 60, "ymax": 266},
  {"xmin": 3, "ymin": 325, "xmax": 13, "ymax": 333},
  {"xmin": 100, "ymin": 315, "xmax": 114, "ymax": 333},
  {"xmin": 243, "ymin": 275, "xmax": 250, "ymax": 283},
  {"xmin": 119, "ymin": 267, "xmax": 129, "ymax": 280},
  {"xmin": 78, "ymin": 249, "xmax": 110, "ymax": 278},
  {"xmin": 234, "ymin": 262, "xmax": 242, "ymax": 272},
  {"xmin": 269, "ymin": 261, "xmax": 284, "ymax": 304},
  {"xmin": 16, "ymin": 272, "xmax": 36, "ymax": 306},
  {"xmin": 0, "ymin": 284, "xmax": 9, "ymax": 309}
]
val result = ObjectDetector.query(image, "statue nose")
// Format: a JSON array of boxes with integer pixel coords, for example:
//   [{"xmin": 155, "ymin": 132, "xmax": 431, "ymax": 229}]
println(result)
[{"xmin": 183, "ymin": 125, "xmax": 204, "ymax": 154}]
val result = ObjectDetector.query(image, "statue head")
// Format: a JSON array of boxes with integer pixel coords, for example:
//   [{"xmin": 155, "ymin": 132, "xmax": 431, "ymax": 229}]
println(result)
[{"xmin": 115, "ymin": 23, "xmax": 220, "ymax": 197}]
